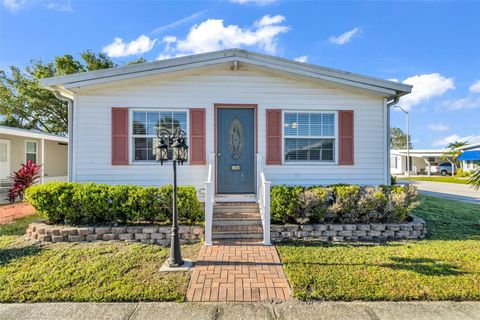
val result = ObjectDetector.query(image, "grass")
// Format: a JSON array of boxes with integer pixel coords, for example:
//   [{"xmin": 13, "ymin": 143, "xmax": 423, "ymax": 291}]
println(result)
[
  {"xmin": 276, "ymin": 195, "xmax": 480, "ymax": 301},
  {"xmin": 0, "ymin": 214, "xmax": 201, "ymax": 302},
  {"xmin": 399, "ymin": 176, "xmax": 470, "ymax": 184}
]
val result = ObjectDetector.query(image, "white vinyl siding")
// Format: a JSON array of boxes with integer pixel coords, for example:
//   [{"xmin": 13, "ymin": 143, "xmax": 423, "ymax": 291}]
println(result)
[{"xmin": 73, "ymin": 64, "xmax": 387, "ymax": 188}]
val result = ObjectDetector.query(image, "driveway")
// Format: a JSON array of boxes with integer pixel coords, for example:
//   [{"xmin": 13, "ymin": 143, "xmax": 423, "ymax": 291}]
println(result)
[
  {"xmin": 1, "ymin": 301, "xmax": 480, "ymax": 320},
  {"xmin": 400, "ymin": 180, "xmax": 480, "ymax": 204}
]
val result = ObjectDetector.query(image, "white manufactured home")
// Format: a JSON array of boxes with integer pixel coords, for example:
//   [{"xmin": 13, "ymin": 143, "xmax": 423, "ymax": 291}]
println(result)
[{"xmin": 42, "ymin": 49, "xmax": 411, "ymax": 244}]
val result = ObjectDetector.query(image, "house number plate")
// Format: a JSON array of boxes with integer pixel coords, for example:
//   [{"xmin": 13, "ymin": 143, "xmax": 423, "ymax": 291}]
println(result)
[{"xmin": 231, "ymin": 165, "xmax": 241, "ymax": 171}]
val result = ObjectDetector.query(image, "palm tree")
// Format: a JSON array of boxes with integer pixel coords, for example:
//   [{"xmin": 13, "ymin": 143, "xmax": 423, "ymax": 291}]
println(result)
[
  {"xmin": 468, "ymin": 169, "xmax": 480, "ymax": 190},
  {"xmin": 442, "ymin": 140, "xmax": 469, "ymax": 168}
]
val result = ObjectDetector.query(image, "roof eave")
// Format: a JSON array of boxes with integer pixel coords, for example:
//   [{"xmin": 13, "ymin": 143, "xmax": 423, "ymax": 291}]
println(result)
[{"xmin": 41, "ymin": 48, "xmax": 412, "ymax": 96}]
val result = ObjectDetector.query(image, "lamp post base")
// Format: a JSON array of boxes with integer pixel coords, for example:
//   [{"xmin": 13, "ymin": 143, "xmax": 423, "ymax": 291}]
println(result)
[{"xmin": 159, "ymin": 258, "xmax": 194, "ymax": 272}]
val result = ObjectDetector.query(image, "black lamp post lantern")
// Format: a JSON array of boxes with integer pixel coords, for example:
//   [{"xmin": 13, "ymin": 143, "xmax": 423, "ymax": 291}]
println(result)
[{"xmin": 156, "ymin": 128, "xmax": 188, "ymax": 267}]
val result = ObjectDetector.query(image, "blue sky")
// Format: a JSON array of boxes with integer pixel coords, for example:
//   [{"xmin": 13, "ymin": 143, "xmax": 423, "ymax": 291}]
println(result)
[{"xmin": 1, "ymin": 0, "xmax": 479, "ymax": 149}]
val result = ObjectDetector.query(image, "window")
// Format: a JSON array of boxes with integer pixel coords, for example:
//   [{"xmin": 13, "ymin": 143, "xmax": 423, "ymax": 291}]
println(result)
[
  {"xmin": 131, "ymin": 111, "xmax": 188, "ymax": 162},
  {"xmin": 25, "ymin": 141, "xmax": 37, "ymax": 163},
  {"xmin": 428, "ymin": 157, "xmax": 435, "ymax": 163},
  {"xmin": 283, "ymin": 112, "xmax": 336, "ymax": 162},
  {"xmin": 391, "ymin": 156, "xmax": 398, "ymax": 169}
]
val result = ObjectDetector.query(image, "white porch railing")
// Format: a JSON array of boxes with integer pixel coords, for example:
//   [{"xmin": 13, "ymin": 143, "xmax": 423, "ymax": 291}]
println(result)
[
  {"xmin": 204, "ymin": 154, "xmax": 215, "ymax": 245},
  {"xmin": 256, "ymin": 154, "xmax": 271, "ymax": 245}
]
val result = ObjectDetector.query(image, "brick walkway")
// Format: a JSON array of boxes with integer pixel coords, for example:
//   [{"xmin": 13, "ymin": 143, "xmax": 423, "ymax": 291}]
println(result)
[{"xmin": 186, "ymin": 241, "xmax": 290, "ymax": 302}]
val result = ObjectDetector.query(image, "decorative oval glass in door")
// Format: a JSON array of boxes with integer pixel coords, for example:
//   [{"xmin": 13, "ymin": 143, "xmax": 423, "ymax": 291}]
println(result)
[{"xmin": 228, "ymin": 118, "xmax": 244, "ymax": 160}]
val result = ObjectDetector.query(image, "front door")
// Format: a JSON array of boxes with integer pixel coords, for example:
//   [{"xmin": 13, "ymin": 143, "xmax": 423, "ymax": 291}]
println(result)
[
  {"xmin": 0, "ymin": 139, "xmax": 10, "ymax": 181},
  {"xmin": 217, "ymin": 108, "xmax": 255, "ymax": 194}
]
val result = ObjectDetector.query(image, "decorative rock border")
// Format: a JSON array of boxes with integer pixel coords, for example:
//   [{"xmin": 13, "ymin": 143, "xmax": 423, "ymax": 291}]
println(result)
[
  {"xmin": 270, "ymin": 216, "xmax": 426, "ymax": 242},
  {"xmin": 26, "ymin": 222, "xmax": 204, "ymax": 246}
]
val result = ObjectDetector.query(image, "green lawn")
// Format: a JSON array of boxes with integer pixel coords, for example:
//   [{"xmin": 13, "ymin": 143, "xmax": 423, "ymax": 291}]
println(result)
[
  {"xmin": 276, "ymin": 195, "xmax": 480, "ymax": 301},
  {"xmin": 399, "ymin": 176, "xmax": 470, "ymax": 184},
  {"xmin": 0, "ymin": 215, "xmax": 200, "ymax": 302}
]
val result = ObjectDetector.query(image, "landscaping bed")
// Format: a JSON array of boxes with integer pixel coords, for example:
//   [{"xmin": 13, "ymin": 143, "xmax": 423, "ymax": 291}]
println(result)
[
  {"xmin": 0, "ymin": 202, "xmax": 35, "ymax": 224},
  {"xmin": 276, "ymin": 195, "xmax": 480, "ymax": 301}
]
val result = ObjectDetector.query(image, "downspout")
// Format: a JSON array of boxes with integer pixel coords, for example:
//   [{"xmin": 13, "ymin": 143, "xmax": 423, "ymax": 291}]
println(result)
[
  {"xmin": 386, "ymin": 95, "xmax": 400, "ymax": 185},
  {"xmin": 53, "ymin": 92, "xmax": 74, "ymax": 182}
]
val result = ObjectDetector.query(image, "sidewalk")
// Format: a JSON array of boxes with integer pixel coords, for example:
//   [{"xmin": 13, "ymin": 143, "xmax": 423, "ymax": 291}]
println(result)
[{"xmin": 1, "ymin": 301, "xmax": 479, "ymax": 320}]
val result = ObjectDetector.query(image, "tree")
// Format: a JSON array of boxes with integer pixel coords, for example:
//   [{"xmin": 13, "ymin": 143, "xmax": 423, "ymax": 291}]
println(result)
[
  {"xmin": 0, "ymin": 51, "xmax": 126, "ymax": 134},
  {"xmin": 442, "ymin": 140, "xmax": 469, "ymax": 167},
  {"xmin": 390, "ymin": 127, "xmax": 412, "ymax": 149},
  {"xmin": 468, "ymin": 168, "xmax": 480, "ymax": 190}
]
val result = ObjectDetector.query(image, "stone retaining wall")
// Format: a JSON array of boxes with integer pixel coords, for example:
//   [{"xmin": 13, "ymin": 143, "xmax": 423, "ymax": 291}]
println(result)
[
  {"xmin": 26, "ymin": 222, "xmax": 204, "ymax": 246},
  {"xmin": 271, "ymin": 216, "xmax": 426, "ymax": 242}
]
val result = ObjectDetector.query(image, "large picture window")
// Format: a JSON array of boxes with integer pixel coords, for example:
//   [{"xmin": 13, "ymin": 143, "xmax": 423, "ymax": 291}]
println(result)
[
  {"xmin": 283, "ymin": 112, "xmax": 336, "ymax": 162},
  {"xmin": 131, "ymin": 111, "xmax": 188, "ymax": 162}
]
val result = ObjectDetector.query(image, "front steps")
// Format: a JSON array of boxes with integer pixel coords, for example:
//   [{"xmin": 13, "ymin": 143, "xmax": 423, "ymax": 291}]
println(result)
[{"xmin": 212, "ymin": 202, "xmax": 263, "ymax": 240}]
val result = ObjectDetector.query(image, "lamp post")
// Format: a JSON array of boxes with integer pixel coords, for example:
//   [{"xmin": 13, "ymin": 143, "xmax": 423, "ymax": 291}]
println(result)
[
  {"xmin": 156, "ymin": 128, "xmax": 189, "ymax": 267},
  {"xmin": 394, "ymin": 105, "xmax": 410, "ymax": 179}
]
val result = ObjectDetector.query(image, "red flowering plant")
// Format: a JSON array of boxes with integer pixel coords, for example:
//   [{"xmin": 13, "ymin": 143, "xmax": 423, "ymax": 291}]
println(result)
[{"xmin": 8, "ymin": 160, "xmax": 42, "ymax": 203}]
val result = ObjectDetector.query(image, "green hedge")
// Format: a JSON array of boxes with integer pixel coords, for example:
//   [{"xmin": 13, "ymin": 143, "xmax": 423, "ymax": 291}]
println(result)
[
  {"xmin": 270, "ymin": 184, "xmax": 419, "ymax": 224},
  {"xmin": 25, "ymin": 182, "xmax": 203, "ymax": 225}
]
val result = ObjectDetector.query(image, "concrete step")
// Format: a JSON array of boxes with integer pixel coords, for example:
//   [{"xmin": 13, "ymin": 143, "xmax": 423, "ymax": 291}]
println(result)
[
  {"xmin": 214, "ymin": 211, "xmax": 260, "ymax": 219},
  {"xmin": 212, "ymin": 232, "xmax": 263, "ymax": 239},
  {"xmin": 213, "ymin": 225, "xmax": 263, "ymax": 233},
  {"xmin": 213, "ymin": 204, "xmax": 260, "ymax": 214},
  {"xmin": 213, "ymin": 218, "xmax": 262, "ymax": 226}
]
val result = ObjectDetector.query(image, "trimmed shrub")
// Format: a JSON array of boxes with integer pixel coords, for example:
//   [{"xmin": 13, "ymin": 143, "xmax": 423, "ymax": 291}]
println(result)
[
  {"xmin": 270, "ymin": 185, "xmax": 303, "ymax": 224},
  {"xmin": 25, "ymin": 182, "xmax": 203, "ymax": 225},
  {"xmin": 270, "ymin": 184, "xmax": 419, "ymax": 224}
]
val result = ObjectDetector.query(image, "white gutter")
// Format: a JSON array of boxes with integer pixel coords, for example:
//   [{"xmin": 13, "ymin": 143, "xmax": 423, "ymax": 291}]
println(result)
[
  {"xmin": 53, "ymin": 91, "xmax": 74, "ymax": 182},
  {"xmin": 386, "ymin": 96, "xmax": 400, "ymax": 185}
]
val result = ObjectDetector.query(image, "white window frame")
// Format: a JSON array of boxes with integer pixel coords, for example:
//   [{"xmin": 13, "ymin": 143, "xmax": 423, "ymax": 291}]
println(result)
[
  {"xmin": 25, "ymin": 140, "xmax": 38, "ymax": 164},
  {"xmin": 128, "ymin": 108, "xmax": 190, "ymax": 165},
  {"xmin": 281, "ymin": 110, "xmax": 339, "ymax": 165}
]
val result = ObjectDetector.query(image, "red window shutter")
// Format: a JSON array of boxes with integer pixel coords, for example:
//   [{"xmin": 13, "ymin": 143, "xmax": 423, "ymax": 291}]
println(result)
[
  {"xmin": 189, "ymin": 108, "xmax": 206, "ymax": 165},
  {"xmin": 111, "ymin": 108, "xmax": 129, "ymax": 165},
  {"xmin": 339, "ymin": 110, "xmax": 354, "ymax": 165},
  {"xmin": 266, "ymin": 109, "xmax": 282, "ymax": 165}
]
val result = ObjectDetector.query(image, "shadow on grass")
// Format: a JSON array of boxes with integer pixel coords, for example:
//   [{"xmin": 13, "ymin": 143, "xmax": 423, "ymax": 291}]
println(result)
[
  {"xmin": 280, "ymin": 243, "xmax": 466, "ymax": 276},
  {"xmin": 0, "ymin": 245, "xmax": 43, "ymax": 267}
]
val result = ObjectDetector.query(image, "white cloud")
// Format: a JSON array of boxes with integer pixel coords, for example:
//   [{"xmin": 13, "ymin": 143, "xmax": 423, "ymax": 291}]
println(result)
[
  {"xmin": 432, "ymin": 134, "xmax": 480, "ymax": 147},
  {"xmin": 102, "ymin": 35, "xmax": 157, "ymax": 58},
  {"xmin": 294, "ymin": 55, "xmax": 308, "ymax": 63},
  {"xmin": 255, "ymin": 14, "xmax": 284, "ymax": 27},
  {"xmin": 229, "ymin": 0, "xmax": 277, "ymax": 5},
  {"xmin": 400, "ymin": 73, "xmax": 455, "ymax": 110},
  {"xmin": 469, "ymin": 80, "xmax": 480, "ymax": 93},
  {"xmin": 443, "ymin": 95, "xmax": 480, "ymax": 110},
  {"xmin": 2, "ymin": 0, "xmax": 25, "ymax": 12},
  {"xmin": 46, "ymin": 1, "xmax": 73, "ymax": 12},
  {"xmin": 428, "ymin": 122, "xmax": 450, "ymax": 132},
  {"xmin": 159, "ymin": 14, "xmax": 289, "ymax": 58},
  {"xmin": 328, "ymin": 28, "xmax": 359, "ymax": 45}
]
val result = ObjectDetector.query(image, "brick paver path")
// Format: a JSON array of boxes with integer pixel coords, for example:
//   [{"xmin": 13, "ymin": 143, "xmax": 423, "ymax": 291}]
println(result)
[{"xmin": 186, "ymin": 241, "xmax": 290, "ymax": 302}]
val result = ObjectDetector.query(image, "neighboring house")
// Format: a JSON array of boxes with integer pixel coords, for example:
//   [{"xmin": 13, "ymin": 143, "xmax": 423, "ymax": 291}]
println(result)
[
  {"xmin": 41, "ymin": 49, "xmax": 411, "ymax": 194},
  {"xmin": 390, "ymin": 149, "xmax": 447, "ymax": 176},
  {"xmin": 0, "ymin": 126, "xmax": 68, "ymax": 186},
  {"xmin": 391, "ymin": 143, "xmax": 480, "ymax": 176}
]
